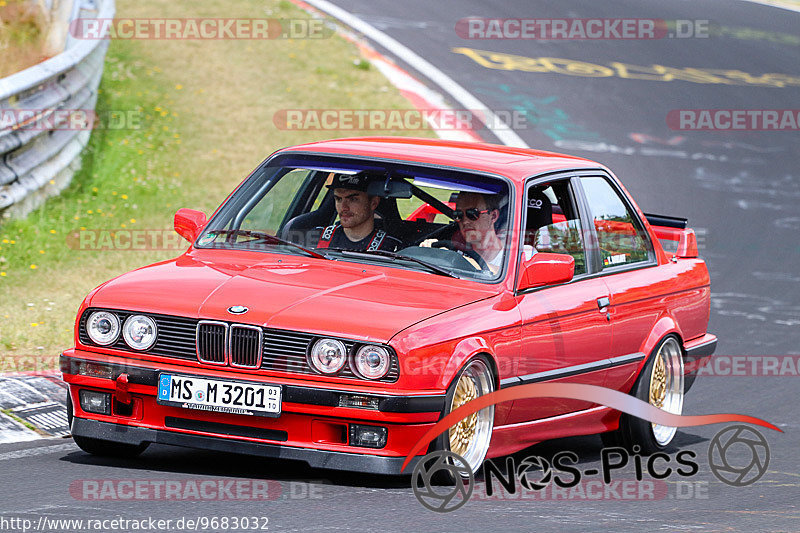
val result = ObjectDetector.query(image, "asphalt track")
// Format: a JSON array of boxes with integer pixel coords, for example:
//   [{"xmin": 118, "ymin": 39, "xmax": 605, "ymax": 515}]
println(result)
[{"xmin": 2, "ymin": 1, "xmax": 799, "ymax": 532}]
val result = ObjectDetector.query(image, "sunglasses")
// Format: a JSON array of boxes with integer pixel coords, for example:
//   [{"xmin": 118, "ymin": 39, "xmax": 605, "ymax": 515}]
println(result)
[{"xmin": 453, "ymin": 208, "xmax": 490, "ymax": 221}]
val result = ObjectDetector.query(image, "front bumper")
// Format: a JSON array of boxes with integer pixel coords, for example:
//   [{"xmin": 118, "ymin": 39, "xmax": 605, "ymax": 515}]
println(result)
[
  {"xmin": 62, "ymin": 351, "xmax": 444, "ymax": 475},
  {"xmin": 71, "ymin": 417, "xmax": 423, "ymax": 475}
]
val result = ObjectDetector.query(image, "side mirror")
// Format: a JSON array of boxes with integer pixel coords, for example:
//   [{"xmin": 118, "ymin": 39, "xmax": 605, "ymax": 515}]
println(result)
[
  {"xmin": 174, "ymin": 208, "xmax": 207, "ymax": 243},
  {"xmin": 517, "ymin": 252, "xmax": 574, "ymax": 291}
]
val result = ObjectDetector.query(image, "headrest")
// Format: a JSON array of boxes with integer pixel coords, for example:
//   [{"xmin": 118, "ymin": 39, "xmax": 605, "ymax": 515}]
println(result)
[{"xmin": 526, "ymin": 189, "xmax": 553, "ymax": 231}]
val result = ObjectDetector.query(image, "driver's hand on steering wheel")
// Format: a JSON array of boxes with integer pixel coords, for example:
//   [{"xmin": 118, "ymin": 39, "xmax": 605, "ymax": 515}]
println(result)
[{"xmin": 462, "ymin": 255, "xmax": 483, "ymax": 271}]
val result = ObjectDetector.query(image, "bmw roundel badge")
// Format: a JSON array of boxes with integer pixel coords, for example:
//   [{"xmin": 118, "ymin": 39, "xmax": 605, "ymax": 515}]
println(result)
[{"xmin": 227, "ymin": 305, "xmax": 248, "ymax": 315}]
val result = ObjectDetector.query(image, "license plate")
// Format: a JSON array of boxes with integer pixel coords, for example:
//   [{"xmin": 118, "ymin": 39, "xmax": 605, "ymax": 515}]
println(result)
[{"xmin": 157, "ymin": 373, "xmax": 281, "ymax": 417}]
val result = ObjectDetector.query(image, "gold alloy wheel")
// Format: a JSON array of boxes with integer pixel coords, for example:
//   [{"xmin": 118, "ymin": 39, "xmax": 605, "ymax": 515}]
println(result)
[
  {"xmin": 649, "ymin": 352, "xmax": 667, "ymax": 409},
  {"xmin": 649, "ymin": 337, "xmax": 685, "ymax": 446},
  {"xmin": 449, "ymin": 374, "xmax": 478, "ymax": 456},
  {"xmin": 445, "ymin": 358, "xmax": 495, "ymax": 474}
]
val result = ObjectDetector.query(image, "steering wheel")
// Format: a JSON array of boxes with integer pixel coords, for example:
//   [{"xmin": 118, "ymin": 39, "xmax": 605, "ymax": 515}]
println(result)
[
  {"xmin": 431, "ymin": 240, "xmax": 489, "ymax": 271},
  {"xmin": 411, "ymin": 221, "xmax": 458, "ymax": 246}
]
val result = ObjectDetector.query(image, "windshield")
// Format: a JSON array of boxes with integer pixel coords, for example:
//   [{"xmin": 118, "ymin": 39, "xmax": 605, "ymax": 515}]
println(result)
[{"xmin": 197, "ymin": 153, "xmax": 512, "ymax": 281}]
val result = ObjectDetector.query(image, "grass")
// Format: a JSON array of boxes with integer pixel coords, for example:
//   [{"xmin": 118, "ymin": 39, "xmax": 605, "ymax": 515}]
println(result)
[
  {"xmin": 2, "ymin": 408, "xmax": 40, "ymax": 433},
  {"xmin": 0, "ymin": 0, "xmax": 436, "ymax": 362},
  {"xmin": 0, "ymin": 0, "xmax": 50, "ymax": 77}
]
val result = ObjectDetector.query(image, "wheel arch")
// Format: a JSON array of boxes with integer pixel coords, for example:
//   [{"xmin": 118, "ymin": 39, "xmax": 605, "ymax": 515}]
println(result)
[
  {"xmin": 636, "ymin": 315, "xmax": 685, "ymax": 376},
  {"xmin": 437, "ymin": 336, "xmax": 500, "ymax": 391}
]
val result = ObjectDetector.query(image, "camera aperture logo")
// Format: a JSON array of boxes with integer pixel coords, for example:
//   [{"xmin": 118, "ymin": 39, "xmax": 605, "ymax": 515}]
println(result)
[
  {"xmin": 708, "ymin": 425, "xmax": 770, "ymax": 486},
  {"xmin": 411, "ymin": 451, "xmax": 473, "ymax": 513}
]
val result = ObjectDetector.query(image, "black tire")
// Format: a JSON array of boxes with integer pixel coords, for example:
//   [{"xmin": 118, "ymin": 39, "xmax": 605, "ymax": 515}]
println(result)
[
  {"xmin": 599, "ymin": 428, "xmax": 622, "ymax": 448},
  {"xmin": 72, "ymin": 434, "xmax": 149, "ymax": 458},
  {"xmin": 67, "ymin": 390, "xmax": 149, "ymax": 458},
  {"xmin": 607, "ymin": 335, "xmax": 685, "ymax": 454}
]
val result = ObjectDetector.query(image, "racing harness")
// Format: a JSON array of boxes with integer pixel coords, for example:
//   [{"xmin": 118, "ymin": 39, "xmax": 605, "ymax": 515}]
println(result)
[{"xmin": 316, "ymin": 223, "xmax": 387, "ymax": 252}]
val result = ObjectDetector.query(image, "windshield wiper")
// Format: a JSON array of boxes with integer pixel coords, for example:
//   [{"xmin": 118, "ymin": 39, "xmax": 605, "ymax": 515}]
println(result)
[
  {"xmin": 204, "ymin": 229, "xmax": 330, "ymax": 260},
  {"xmin": 329, "ymin": 248, "xmax": 459, "ymax": 279}
]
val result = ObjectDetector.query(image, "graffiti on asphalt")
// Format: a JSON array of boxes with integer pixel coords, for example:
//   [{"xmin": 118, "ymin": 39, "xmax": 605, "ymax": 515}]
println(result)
[
  {"xmin": 453, "ymin": 47, "xmax": 800, "ymax": 88},
  {"xmin": 470, "ymin": 82, "xmax": 600, "ymax": 142}
]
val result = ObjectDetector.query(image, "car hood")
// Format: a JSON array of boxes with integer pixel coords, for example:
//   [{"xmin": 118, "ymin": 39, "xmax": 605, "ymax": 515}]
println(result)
[{"xmin": 88, "ymin": 250, "xmax": 499, "ymax": 342}]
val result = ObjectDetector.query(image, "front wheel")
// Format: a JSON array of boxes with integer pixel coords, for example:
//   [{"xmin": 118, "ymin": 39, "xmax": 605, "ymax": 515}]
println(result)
[
  {"xmin": 434, "ymin": 356, "xmax": 495, "ymax": 475},
  {"xmin": 610, "ymin": 336, "xmax": 685, "ymax": 454}
]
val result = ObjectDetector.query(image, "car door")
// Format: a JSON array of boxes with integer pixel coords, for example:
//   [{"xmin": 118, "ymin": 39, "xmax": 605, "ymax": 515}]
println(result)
[
  {"xmin": 576, "ymin": 175, "xmax": 675, "ymax": 394},
  {"xmin": 505, "ymin": 175, "xmax": 613, "ymax": 425}
]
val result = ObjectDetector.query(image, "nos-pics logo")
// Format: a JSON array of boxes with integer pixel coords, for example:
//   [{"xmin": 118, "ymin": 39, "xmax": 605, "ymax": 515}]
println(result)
[{"xmin": 412, "ymin": 425, "xmax": 770, "ymax": 512}]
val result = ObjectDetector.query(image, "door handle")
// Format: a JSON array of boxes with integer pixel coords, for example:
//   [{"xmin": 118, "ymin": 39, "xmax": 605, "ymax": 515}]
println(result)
[{"xmin": 597, "ymin": 297, "xmax": 610, "ymax": 309}]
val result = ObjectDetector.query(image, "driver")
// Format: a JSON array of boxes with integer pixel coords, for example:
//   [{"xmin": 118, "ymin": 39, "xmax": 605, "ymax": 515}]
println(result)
[
  {"xmin": 453, "ymin": 192, "xmax": 505, "ymax": 273},
  {"xmin": 316, "ymin": 171, "xmax": 402, "ymax": 252}
]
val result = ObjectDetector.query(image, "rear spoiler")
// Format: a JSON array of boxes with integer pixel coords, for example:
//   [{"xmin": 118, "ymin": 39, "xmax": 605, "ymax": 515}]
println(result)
[
  {"xmin": 644, "ymin": 213, "xmax": 697, "ymax": 259},
  {"xmin": 644, "ymin": 213, "xmax": 688, "ymax": 229}
]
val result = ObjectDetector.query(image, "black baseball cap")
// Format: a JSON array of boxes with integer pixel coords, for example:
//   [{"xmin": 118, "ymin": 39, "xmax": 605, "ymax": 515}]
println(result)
[{"xmin": 326, "ymin": 170, "xmax": 384, "ymax": 192}]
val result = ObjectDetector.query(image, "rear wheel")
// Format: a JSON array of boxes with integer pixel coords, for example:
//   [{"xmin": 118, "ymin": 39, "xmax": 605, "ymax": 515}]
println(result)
[
  {"xmin": 606, "ymin": 336, "xmax": 685, "ymax": 454},
  {"xmin": 67, "ymin": 390, "xmax": 149, "ymax": 458},
  {"xmin": 433, "ymin": 357, "xmax": 495, "ymax": 476}
]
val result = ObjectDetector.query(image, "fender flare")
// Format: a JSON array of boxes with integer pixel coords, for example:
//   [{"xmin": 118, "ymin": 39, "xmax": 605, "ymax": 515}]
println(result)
[
  {"xmin": 635, "ymin": 315, "xmax": 685, "ymax": 378},
  {"xmin": 436, "ymin": 337, "xmax": 500, "ymax": 391}
]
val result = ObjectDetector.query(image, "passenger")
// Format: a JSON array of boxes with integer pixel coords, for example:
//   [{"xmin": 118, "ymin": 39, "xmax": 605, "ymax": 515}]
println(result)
[
  {"xmin": 316, "ymin": 172, "xmax": 402, "ymax": 252},
  {"xmin": 453, "ymin": 192, "xmax": 505, "ymax": 273}
]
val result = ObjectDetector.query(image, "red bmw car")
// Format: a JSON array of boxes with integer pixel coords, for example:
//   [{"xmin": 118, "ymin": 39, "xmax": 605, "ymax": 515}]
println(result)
[{"xmin": 61, "ymin": 137, "xmax": 716, "ymax": 474}]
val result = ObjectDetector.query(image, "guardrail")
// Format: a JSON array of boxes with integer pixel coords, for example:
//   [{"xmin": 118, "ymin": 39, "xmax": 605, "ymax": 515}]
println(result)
[{"xmin": 0, "ymin": 0, "xmax": 115, "ymax": 221}]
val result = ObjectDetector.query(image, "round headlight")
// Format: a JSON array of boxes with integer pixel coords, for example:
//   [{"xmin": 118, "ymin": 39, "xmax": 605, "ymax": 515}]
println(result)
[
  {"xmin": 122, "ymin": 315, "xmax": 157, "ymax": 350},
  {"xmin": 86, "ymin": 311, "xmax": 120, "ymax": 346},
  {"xmin": 309, "ymin": 338, "xmax": 347, "ymax": 374},
  {"xmin": 353, "ymin": 345, "xmax": 391, "ymax": 380}
]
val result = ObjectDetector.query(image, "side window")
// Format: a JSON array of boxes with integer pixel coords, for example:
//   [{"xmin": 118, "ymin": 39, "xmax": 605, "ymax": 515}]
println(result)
[
  {"xmin": 523, "ymin": 181, "xmax": 587, "ymax": 276},
  {"xmin": 580, "ymin": 176, "xmax": 652, "ymax": 269}
]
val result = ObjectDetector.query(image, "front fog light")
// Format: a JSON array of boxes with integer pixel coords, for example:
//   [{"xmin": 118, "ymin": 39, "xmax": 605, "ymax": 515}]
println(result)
[
  {"xmin": 86, "ymin": 311, "xmax": 120, "ymax": 346},
  {"xmin": 353, "ymin": 345, "xmax": 391, "ymax": 380},
  {"xmin": 309, "ymin": 338, "xmax": 347, "ymax": 374},
  {"xmin": 349, "ymin": 424, "xmax": 388, "ymax": 448},
  {"xmin": 122, "ymin": 315, "xmax": 157, "ymax": 350},
  {"xmin": 79, "ymin": 390, "xmax": 111, "ymax": 415}
]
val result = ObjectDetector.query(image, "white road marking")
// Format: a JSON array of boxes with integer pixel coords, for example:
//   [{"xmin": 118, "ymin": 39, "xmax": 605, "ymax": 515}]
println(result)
[
  {"xmin": 0, "ymin": 442, "xmax": 77, "ymax": 461},
  {"xmin": 28, "ymin": 411, "xmax": 68, "ymax": 429},
  {"xmin": 737, "ymin": 0, "xmax": 800, "ymax": 13},
  {"xmin": 0, "ymin": 412, "xmax": 40, "ymax": 444},
  {"xmin": 302, "ymin": 0, "xmax": 529, "ymax": 148},
  {"xmin": 7, "ymin": 377, "xmax": 49, "ymax": 397}
]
